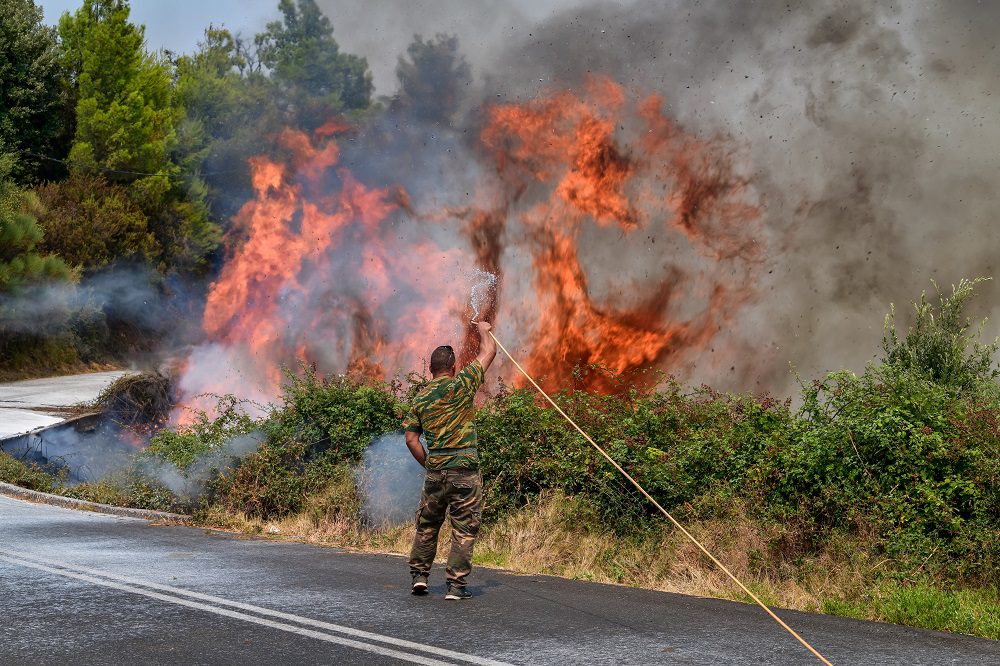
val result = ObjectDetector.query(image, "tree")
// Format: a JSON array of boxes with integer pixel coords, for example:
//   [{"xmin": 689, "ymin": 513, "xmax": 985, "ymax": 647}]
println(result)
[
  {"xmin": 58, "ymin": 0, "xmax": 174, "ymax": 177},
  {"xmin": 255, "ymin": 0, "xmax": 373, "ymax": 131},
  {"xmin": 34, "ymin": 172, "xmax": 156, "ymax": 269},
  {"xmin": 174, "ymin": 26, "xmax": 279, "ymax": 224},
  {"xmin": 58, "ymin": 0, "xmax": 219, "ymax": 274},
  {"xmin": 0, "ymin": 155, "xmax": 72, "ymax": 291},
  {"xmin": 394, "ymin": 34, "xmax": 471, "ymax": 126},
  {"xmin": 0, "ymin": 0, "xmax": 67, "ymax": 183}
]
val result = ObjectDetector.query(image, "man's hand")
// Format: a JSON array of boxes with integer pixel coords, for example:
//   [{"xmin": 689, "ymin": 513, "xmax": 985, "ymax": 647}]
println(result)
[{"xmin": 474, "ymin": 319, "xmax": 497, "ymax": 371}]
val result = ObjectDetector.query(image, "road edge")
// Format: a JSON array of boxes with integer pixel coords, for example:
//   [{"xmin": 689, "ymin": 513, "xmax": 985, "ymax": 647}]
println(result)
[{"xmin": 0, "ymin": 481, "xmax": 189, "ymax": 524}]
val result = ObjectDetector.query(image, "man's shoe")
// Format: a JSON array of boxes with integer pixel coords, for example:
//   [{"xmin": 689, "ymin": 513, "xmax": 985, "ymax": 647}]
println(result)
[
  {"xmin": 411, "ymin": 574, "xmax": 428, "ymax": 596},
  {"xmin": 445, "ymin": 585, "xmax": 472, "ymax": 600}
]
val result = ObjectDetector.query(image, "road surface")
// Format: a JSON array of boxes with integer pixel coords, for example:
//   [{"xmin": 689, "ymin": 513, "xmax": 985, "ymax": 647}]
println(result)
[
  {"xmin": 0, "ymin": 371, "xmax": 128, "ymax": 438},
  {"xmin": 1, "ymin": 496, "xmax": 997, "ymax": 665}
]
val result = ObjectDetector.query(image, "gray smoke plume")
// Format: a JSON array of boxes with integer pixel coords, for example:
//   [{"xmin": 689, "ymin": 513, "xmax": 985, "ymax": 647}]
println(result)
[
  {"xmin": 323, "ymin": 0, "xmax": 1000, "ymax": 394},
  {"xmin": 0, "ymin": 265, "xmax": 162, "ymax": 336},
  {"xmin": 354, "ymin": 431, "xmax": 425, "ymax": 527}
]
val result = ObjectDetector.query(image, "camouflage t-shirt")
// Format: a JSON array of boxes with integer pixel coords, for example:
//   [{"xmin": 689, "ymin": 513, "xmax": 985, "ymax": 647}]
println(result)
[{"xmin": 403, "ymin": 360, "xmax": 485, "ymax": 470}]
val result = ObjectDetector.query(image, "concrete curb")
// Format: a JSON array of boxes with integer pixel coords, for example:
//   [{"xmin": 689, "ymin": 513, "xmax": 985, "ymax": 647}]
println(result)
[{"xmin": 0, "ymin": 481, "xmax": 189, "ymax": 524}]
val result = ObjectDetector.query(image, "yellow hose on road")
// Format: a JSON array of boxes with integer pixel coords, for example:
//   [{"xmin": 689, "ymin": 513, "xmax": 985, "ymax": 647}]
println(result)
[{"xmin": 487, "ymin": 330, "xmax": 834, "ymax": 666}]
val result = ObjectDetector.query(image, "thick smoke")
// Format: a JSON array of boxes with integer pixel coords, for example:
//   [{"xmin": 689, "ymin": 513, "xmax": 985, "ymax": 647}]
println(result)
[
  {"xmin": 1, "ymin": 417, "xmax": 135, "ymax": 484},
  {"xmin": 490, "ymin": 0, "xmax": 1000, "ymax": 391},
  {"xmin": 319, "ymin": 0, "xmax": 1000, "ymax": 395},
  {"xmin": 354, "ymin": 432, "xmax": 425, "ymax": 527}
]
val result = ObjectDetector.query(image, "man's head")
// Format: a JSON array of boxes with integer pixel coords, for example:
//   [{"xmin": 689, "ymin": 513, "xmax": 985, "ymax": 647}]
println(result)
[{"xmin": 430, "ymin": 345, "xmax": 456, "ymax": 377}]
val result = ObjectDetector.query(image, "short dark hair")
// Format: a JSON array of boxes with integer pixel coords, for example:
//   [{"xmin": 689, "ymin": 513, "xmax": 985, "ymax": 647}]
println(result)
[{"xmin": 429, "ymin": 345, "xmax": 456, "ymax": 374}]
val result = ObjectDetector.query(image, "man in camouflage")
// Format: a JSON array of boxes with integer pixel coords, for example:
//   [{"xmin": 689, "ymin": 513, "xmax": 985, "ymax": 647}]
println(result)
[{"xmin": 403, "ymin": 320, "xmax": 496, "ymax": 600}]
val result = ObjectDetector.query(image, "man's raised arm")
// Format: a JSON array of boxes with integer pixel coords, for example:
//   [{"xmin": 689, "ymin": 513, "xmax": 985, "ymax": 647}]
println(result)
[{"xmin": 475, "ymin": 320, "xmax": 497, "ymax": 372}]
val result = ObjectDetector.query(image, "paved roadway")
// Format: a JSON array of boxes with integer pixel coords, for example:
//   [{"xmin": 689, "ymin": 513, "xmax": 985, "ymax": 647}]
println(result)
[
  {"xmin": 0, "ymin": 371, "xmax": 129, "ymax": 438},
  {"xmin": 1, "ymin": 496, "xmax": 997, "ymax": 665}
]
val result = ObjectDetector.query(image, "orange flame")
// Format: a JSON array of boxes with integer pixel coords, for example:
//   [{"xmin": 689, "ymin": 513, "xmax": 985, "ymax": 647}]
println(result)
[{"xmin": 173, "ymin": 75, "xmax": 761, "ymax": 418}]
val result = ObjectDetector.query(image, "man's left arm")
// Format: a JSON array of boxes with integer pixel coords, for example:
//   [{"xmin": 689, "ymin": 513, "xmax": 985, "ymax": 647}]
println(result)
[{"xmin": 403, "ymin": 405, "xmax": 425, "ymax": 467}]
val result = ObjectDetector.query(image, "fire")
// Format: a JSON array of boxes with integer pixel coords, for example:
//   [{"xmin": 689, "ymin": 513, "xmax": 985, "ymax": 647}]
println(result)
[
  {"xmin": 172, "ymin": 75, "xmax": 761, "ymax": 418},
  {"xmin": 479, "ymin": 76, "xmax": 760, "ymax": 392}
]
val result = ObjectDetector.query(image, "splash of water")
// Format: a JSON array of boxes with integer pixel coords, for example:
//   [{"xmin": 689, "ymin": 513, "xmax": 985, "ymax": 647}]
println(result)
[{"xmin": 468, "ymin": 269, "xmax": 497, "ymax": 320}]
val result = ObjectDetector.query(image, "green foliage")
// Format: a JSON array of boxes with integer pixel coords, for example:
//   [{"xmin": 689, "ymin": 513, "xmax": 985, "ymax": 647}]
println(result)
[
  {"xmin": 58, "ymin": 0, "xmax": 220, "ymax": 273},
  {"xmin": 146, "ymin": 395, "xmax": 260, "ymax": 469},
  {"xmin": 394, "ymin": 34, "xmax": 471, "ymax": 125},
  {"xmin": 475, "ymin": 380, "xmax": 788, "ymax": 526},
  {"xmin": 0, "ymin": 157, "xmax": 72, "ymax": 290},
  {"xmin": 35, "ymin": 171, "xmax": 156, "ymax": 268},
  {"xmin": 0, "ymin": 450, "xmax": 57, "ymax": 492},
  {"xmin": 256, "ymin": 0, "xmax": 373, "ymax": 130},
  {"xmin": 777, "ymin": 366, "xmax": 1000, "ymax": 583},
  {"xmin": 0, "ymin": 156, "xmax": 78, "ymax": 372},
  {"xmin": 0, "ymin": 0, "xmax": 66, "ymax": 183},
  {"xmin": 173, "ymin": 27, "xmax": 279, "ymax": 224},
  {"xmin": 209, "ymin": 366, "xmax": 405, "ymax": 519},
  {"xmin": 882, "ymin": 278, "xmax": 999, "ymax": 390},
  {"xmin": 60, "ymin": 466, "xmax": 181, "ymax": 512},
  {"xmin": 58, "ymin": 0, "xmax": 174, "ymax": 178}
]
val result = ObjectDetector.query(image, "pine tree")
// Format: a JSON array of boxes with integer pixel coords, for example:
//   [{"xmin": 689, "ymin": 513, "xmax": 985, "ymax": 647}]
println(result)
[
  {"xmin": 394, "ymin": 34, "xmax": 471, "ymax": 126},
  {"xmin": 256, "ymin": 0, "xmax": 373, "ymax": 131},
  {"xmin": 0, "ymin": 156, "xmax": 72, "ymax": 291},
  {"xmin": 58, "ymin": 0, "xmax": 219, "ymax": 274},
  {"xmin": 0, "ymin": 0, "xmax": 67, "ymax": 183}
]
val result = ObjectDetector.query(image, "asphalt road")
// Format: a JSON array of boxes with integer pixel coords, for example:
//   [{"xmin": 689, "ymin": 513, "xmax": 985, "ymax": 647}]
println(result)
[
  {"xmin": 1, "ymin": 496, "xmax": 997, "ymax": 665},
  {"xmin": 0, "ymin": 371, "xmax": 128, "ymax": 437}
]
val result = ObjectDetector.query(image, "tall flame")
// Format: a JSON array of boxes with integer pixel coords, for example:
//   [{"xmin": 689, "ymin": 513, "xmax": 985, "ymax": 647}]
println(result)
[{"xmin": 172, "ymin": 76, "xmax": 761, "ymax": 419}]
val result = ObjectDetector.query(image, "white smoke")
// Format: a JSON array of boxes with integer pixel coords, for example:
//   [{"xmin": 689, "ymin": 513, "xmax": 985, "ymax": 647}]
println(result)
[
  {"xmin": 354, "ymin": 431, "xmax": 425, "ymax": 527},
  {"xmin": 140, "ymin": 430, "xmax": 265, "ymax": 500}
]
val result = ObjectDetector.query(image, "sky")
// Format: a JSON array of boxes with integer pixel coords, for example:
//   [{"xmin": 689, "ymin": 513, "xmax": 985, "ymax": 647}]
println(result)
[{"xmin": 40, "ymin": 0, "xmax": 279, "ymax": 55}]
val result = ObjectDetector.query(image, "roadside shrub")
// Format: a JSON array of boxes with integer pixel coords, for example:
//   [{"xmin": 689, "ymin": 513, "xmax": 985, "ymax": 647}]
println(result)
[
  {"xmin": 769, "ymin": 364, "xmax": 1000, "ymax": 583},
  {"xmin": 275, "ymin": 364, "xmax": 406, "ymax": 463},
  {"xmin": 882, "ymin": 277, "xmax": 999, "ymax": 390},
  {"xmin": 60, "ymin": 466, "xmax": 182, "ymax": 513},
  {"xmin": 146, "ymin": 394, "xmax": 260, "ymax": 469},
  {"xmin": 0, "ymin": 451, "xmax": 57, "ymax": 492},
  {"xmin": 207, "ymin": 367, "xmax": 406, "ymax": 519},
  {"xmin": 476, "ymin": 380, "xmax": 790, "ymax": 528}
]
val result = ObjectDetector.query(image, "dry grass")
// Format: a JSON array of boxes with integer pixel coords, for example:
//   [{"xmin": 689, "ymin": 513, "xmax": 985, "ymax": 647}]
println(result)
[{"xmin": 200, "ymin": 488, "xmax": 871, "ymax": 615}]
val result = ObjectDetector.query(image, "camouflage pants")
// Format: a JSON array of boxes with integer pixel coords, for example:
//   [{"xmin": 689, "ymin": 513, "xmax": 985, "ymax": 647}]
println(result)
[{"xmin": 408, "ymin": 468, "xmax": 483, "ymax": 588}]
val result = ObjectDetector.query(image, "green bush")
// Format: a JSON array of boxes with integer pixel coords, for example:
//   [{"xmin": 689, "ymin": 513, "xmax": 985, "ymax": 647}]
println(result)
[
  {"xmin": 882, "ymin": 277, "xmax": 999, "ymax": 390},
  {"xmin": 146, "ymin": 394, "xmax": 260, "ymax": 470},
  {"xmin": 35, "ymin": 172, "xmax": 157, "ymax": 269},
  {"xmin": 207, "ymin": 367, "xmax": 406, "ymax": 519},
  {"xmin": 773, "ymin": 366, "xmax": 1000, "ymax": 583},
  {"xmin": 0, "ymin": 451, "xmax": 57, "ymax": 492},
  {"xmin": 60, "ymin": 466, "xmax": 182, "ymax": 513}
]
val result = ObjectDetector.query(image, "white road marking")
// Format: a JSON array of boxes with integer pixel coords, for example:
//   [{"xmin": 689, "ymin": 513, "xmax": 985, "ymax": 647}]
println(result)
[{"xmin": 0, "ymin": 550, "xmax": 513, "ymax": 666}]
